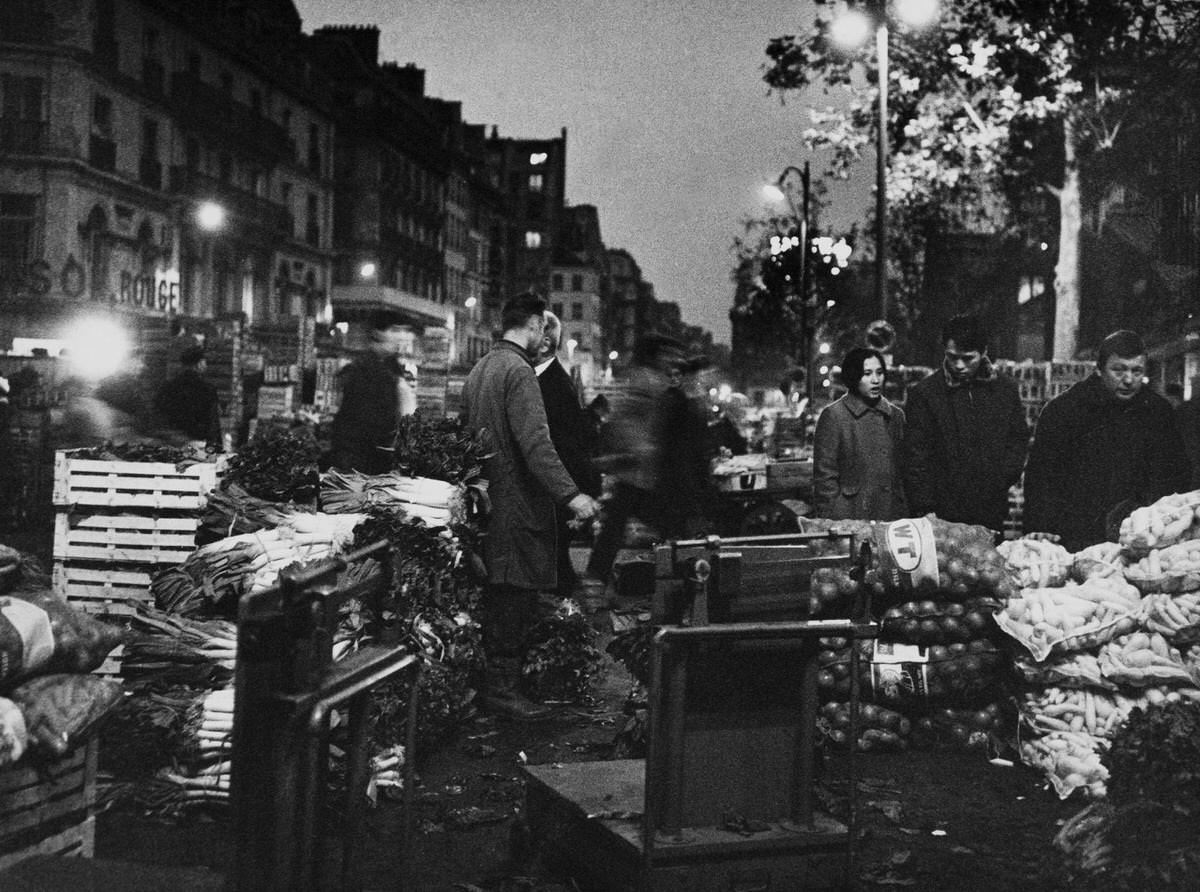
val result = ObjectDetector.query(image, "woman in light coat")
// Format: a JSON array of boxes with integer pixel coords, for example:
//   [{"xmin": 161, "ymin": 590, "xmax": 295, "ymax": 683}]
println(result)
[{"xmin": 812, "ymin": 347, "xmax": 906, "ymax": 520}]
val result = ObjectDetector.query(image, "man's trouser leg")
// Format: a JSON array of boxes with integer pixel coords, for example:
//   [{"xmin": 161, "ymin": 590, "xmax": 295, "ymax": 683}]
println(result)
[
  {"xmin": 586, "ymin": 482, "xmax": 641, "ymax": 582},
  {"xmin": 480, "ymin": 583, "xmax": 552, "ymax": 721}
]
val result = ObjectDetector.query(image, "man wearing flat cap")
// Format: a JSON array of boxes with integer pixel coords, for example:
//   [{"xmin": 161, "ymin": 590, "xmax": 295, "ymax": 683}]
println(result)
[{"xmin": 1024, "ymin": 329, "xmax": 1192, "ymax": 551}]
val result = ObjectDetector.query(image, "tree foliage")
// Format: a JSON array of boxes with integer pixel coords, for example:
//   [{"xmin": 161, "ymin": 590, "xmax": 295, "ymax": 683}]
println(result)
[{"xmin": 763, "ymin": 0, "xmax": 1200, "ymax": 357}]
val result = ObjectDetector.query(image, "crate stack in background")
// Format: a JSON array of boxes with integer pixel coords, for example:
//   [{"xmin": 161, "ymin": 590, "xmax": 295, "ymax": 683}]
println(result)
[
  {"xmin": 51, "ymin": 450, "xmax": 223, "ymax": 673},
  {"xmin": 0, "ymin": 738, "xmax": 98, "ymax": 870}
]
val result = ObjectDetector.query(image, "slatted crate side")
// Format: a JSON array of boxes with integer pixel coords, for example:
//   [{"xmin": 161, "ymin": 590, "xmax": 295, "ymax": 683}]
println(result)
[
  {"xmin": 52, "ymin": 563, "xmax": 154, "ymax": 616},
  {"xmin": 0, "ymin": 739, "xmax": 97, "ymax": 871},
  {"xmin": 53, "ymin": 512, "xmax": 197, "ymax": 565},
  {"xmin": 53, "ymin": 454, "xmax": 219, "ymax": 510}
]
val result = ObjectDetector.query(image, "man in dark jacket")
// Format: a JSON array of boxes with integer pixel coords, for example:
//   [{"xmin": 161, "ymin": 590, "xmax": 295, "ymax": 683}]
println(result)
[
  {"xmin": 902, "ymin": 314, "xmax": 1029, "ymax": 534},
  {"xmin": 154, "ymin": 344, "xmax": 222, "ymax": 448},
  {"xmin": 330, "ymin": 313, "xmax": 402, "ymax": 475},
  {"xmin": 463, "ymin": 293, "xmax": 600, "ymax": 720},
  {"xmin": 1024, "ymin": 330, "xmax": 1192, "ymax": 552},
  {"xmin": 535, "ymin": 311, "xmax": 602, "ymax": 598}
]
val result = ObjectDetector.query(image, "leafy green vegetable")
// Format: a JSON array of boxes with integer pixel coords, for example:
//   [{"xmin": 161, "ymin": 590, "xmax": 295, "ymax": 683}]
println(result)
[
  {"xmin": 1104, "ymin": 700, "xmax": 1200, "ymax": 815},
  {"xmin": 520, "ymin": 600, "xmax": 602, "ymax": 702},
  {"xmin": 223, "ymin": 425, "xmax": 320, "ymax": 503},
  {"xmin": 391, "ymin": 415, "xmax": 491, "ymax": 484}
]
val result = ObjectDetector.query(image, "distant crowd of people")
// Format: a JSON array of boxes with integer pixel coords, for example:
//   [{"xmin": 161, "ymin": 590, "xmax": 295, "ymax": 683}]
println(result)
[{"xmin": 812, "ymin": 315, "xmax": 1195, "ymax": 553}]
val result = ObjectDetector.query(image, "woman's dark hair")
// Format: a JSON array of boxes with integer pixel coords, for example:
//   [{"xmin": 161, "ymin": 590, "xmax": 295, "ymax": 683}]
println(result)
[{"xmin": 840, "ymin": 347, "xmax": 887, "ymax": 394}]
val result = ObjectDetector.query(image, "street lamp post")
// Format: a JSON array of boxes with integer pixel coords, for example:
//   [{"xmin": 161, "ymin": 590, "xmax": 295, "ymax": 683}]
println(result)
[
  {"xmin": 832, "ymin": 0, "xmax": 938, "ymax": 323},
  {"xmin": 765, "ymin": 162, "xmax": 815, "ymax": 417}
]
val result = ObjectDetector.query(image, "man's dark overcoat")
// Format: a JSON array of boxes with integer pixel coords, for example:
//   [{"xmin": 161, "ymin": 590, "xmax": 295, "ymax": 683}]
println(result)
[
  {"xmin": 464, "ymin": 340, "xmax": 580, "ymax": 590},
  {"xmin": 1024, "ymin": 374, "xmax": 1191, "ymax": 551}
]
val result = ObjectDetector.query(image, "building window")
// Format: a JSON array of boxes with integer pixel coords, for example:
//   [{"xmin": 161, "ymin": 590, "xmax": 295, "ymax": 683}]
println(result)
[
  {"xmin": 571, "ymin": 274, "xmax": 582, "ymax": 291},
  {"xmin": 551, "ymin": 273, "xmax": 563, "ymax": 290},
  {"xmin": 219, "ymin": 70, "xmax": 233, "ymax": 96},
  {"xmin": 91, "ymin": 95, "xmax": 113, "ymax": 138},
  {"xmin": 528, "ymin": 173, "xmax": 543, "ymax": 192},
  {"xmin": 308, "ymin": 123, "xmax": 321, "ymax": 173},
  {"xmin": 572, "ymin": 302, "xmax": 583, "ymax": 320},
  {"xmin": 1, "ymin": 74, "xmax": 44, "ymax": 120},
  {"xmin": 141, "ymin": 118, "xmax": 158, "ymax": 158},
  {"xmin": 551, "ymin": 302, "xmax": 563, "ymax": 319},
  {"xmin": 529, "ymin": 152, "xmax": 547, "ymax": 165},
  {"xmin": 218, "ymin": 153, "xmax": 232, "ymax": 182},
  {"xmin": 524, "ymin": 231, "xmax": 541, "ymax": 249},
  {"xmin": 139, "ymin": 118, "xmax": 161, "ymax": 188},
  {"xmin": 0, "ymin": 194, "xmax": 37, "ymax": 272},
  {"xmin": 185, "ymin": 137, "xmax": 200, "ymax": 171},
  {"xmin": 187, "ymin": 52, "xmax": 201, "ymax": 76},
  {"xmin": 306, "ymin": 193, "xmax": 320, "ymax": 246}
]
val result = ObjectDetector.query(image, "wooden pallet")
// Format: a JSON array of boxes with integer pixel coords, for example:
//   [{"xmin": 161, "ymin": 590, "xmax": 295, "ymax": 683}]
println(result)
[
  {"xmin": 53, "ymin": 454, "xmax": 219, "ymax": 511},
  {"xmin": 52, "ymin": 563, "xmax": 154, "ymax": 615},
  {"xmin": 0, "ymin": 739, "xmax": 98, "ymax": 872},
  {"xmin": 53, "ymin": 512, "xmax": 198, "ymax": 565}
]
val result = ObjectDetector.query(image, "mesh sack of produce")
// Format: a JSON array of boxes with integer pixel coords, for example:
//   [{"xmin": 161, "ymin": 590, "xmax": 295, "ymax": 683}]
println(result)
[
  {"xmin": 1013, "ymin": 651, "xmax": 1117, "ymax": 691},
  {"xmin": 999, "ymin": 537, "xmax": 1073, "ymax": 589},
  {"xmin": 994, "ymin": 577, "xmax": 1142, "ymax": 661},
  {"xmin": 799, "ymin": 514, "xmax": 1016, "ymax": 601},
  {"xmin": 1124, "ymin": 540, "xmax": 1200, "ymax": 594},
  {"xmin": 908, "ymin": 702, "xmax": 1007, "ymax": 753},
  {"xmin": 817, "ymin": 700, "xmax": 911, "ymax": 751},
  {"xmin": 1118, "ymin": 491, "xmax": 1200, "ymax": 554},
  {"xmin": 879, "ymin": 597, "xmax": 1000, "ymax": 646},
  {"xmin": 1070, "ymin": 542, "xmax": 1126, "ymax": 583},
  {"xmin": 1020, "ymin": 730, "xmax": 1109, "ymax": 799},
  {"xmin": 10, "ymin": 672, "xmax": 123, "ymax": 756},
  {"xmin": 1140, "ymin": 592, "xmax": 1200, "ymax": 644},
  {"xmin": 862, "ymin": 639, "xmax": 1004, "ymax": 705},
  {"xmin": 1097, "ymin": 632, "xmax": 1198, "ymax": 686},
  {"xmin": 0, "ymin": 589, "xmax": 126, "ymax": 684},
  {"xmin": 0, "ymin": 696, "xmax": 28, "ymax": 767}
]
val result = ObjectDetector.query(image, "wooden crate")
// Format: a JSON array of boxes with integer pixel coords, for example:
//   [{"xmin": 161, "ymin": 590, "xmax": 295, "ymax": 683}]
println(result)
[
  {"xmin": 52, "ymin": 563, "xmax": 154, "ymax": 616},
  {"xmin": 53, "ymin": 512, "xmax": 198, "ymax": 565},
  {"xmin": 0, "ymin": 739, "xmax": 98, "ymax": 872},
  {"xmin": 53, "ymin": 454, "xmax": 219, "ymax": 511}
]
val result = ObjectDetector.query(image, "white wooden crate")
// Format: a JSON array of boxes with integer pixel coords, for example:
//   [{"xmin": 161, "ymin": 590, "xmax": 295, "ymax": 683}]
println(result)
[
  {"xmin": 53, "ymin": 512, "xmax": 198, "ymax": 565},
  {"xmin": 53, "ymin": 453, "xmax": 220, "ymax": 511},
  {"xmin": 52, "ymin": 563, "xmax": 154, "ymax": 616},
  {"xmin": 0, "ymin": 740, "xmax": 97, "ymax": 871}
]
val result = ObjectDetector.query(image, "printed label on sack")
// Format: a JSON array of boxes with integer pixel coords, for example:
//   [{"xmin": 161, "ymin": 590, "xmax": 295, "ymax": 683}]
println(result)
[
  {"xmin": 0, "ymin": 597, "xmax": 55, "ymax": 680},
  {"xmin": 870, "ymin": 641, "xmax": 930, "ymax": 700},
  {"xmin": 875, "ymin": 517, "xmax": 939, "ymax": 591}
]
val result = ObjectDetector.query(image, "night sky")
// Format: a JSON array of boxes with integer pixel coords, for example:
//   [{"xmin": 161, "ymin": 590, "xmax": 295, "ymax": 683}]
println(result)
[{"xmin": 292, "ymin": 0, "xmax": 868, "ymax": 345}]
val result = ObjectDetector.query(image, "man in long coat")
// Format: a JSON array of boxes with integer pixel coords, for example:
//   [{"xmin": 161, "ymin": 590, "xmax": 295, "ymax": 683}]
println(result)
[
  {"xmin": 330, "ymin": 313, "xmax": 403, "ymax": 474},
  {"xmin": 535, "ymin": 311, "xmax": 602, "ymax": 598},
  {"xmin": 463, "ymin": 293, "xmax": 599, "ymax": 720},
  {"xmin": 902, "ymin": 314, "xmax": 1029, "ymax": 536},
  {"xmin": 1024, "ymin": 330, "xmax": 1191, "ymax": 551}
]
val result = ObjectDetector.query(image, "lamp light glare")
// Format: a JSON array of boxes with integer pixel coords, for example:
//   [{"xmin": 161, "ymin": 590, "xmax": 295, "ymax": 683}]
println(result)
[
  {"xmin": 762, "ymin": 183, "xmax": 786, "ymax": 202},
  {"xmin": 359, "ymin": 262, "xmax": 377, "ymax": 280},
  {"xmin": 196, "ymin": 201, "xmax": 225, "ymax": 231},
  {"xmin": 608, "ymin": 350, "xmax": 619, "ymax": 361},
  {"xmin": 830, "ymin": 9, "xmax": 872, "ymax": 47},
  {"xmin": 896, "ymin": 0, "xmax": 939, "ymax": 27},
  {"xmin": 464, "ymin": 296, "xmax": 477, "ymax": 308},
  {"xmin": 818, "ymin": 342, "xmax": 831, "ymax": 355},
  {"xmin": 66, "ymin": 317, "xmax": 129, "ymax": 380}
]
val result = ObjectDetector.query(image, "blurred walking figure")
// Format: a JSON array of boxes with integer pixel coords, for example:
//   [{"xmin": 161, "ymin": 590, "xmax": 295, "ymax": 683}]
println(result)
[
  {"xmin": 812, "ymin": 347, "xmax": 906, "ymax": 520},
  {"xmin": 154, "ymin": 344, "xmax": 222, "ymax": 449},
  {"xmin": 330, "ymin": 313, "xmax": 403, "ymax": 474},
  {"xmin": 535, "ymin": 311, "xmax": 602, "ymax": 598},
  {"xmin": 586, "ymin": 333, "xmax": 686, "ymax": 583},
  {"xmin": 462, "ymin": 293, "xmax": 600, "ymax": 720},
  {"xmin": 395, "ymin": 360, "xmax": 418, "ymax": 419}
]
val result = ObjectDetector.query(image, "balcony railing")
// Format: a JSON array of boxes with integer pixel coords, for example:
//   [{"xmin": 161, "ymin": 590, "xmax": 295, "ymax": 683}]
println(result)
[
  {"xmin": 139, "ymin": 156, "xmax": 163, "ymax": 190},
  {"xmin": 169, "ymin": 71, "xmax": 291, "ymax": 163},
  {"xmin": 89, "ymin": 135, "xmax": 116, "ymax": 172},
  {"xmin": 170, "ymin": 165, "xmax": 293, "ymax": 235},
  {"xmin": 0, "ymin": 119, "xmax": 47, "ymax": 154}
]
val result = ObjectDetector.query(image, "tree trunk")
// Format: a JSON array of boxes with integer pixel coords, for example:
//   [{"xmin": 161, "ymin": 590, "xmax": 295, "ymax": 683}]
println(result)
[{"xmin": 1053, "ymin": 117, "xmax": 1082, "ymax": 361}]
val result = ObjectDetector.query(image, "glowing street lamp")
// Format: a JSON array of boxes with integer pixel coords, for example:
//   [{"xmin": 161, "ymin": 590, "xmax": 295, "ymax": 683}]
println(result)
[
  {"xmin": 195, "ymin": 200, "xmax": 226, "ymax": 232},
  {"xmin": 831, "ymin": 0, "xmax": 939, "ymax": 321},
  {"xmin": 359, "ymin": 261, "xmax": 377, "ymax": 280}
]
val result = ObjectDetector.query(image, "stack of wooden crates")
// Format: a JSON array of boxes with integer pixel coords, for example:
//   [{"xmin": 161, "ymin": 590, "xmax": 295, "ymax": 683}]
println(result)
[{"xmin": 51, "ymin": 451, "xmax": 222, "ymax": 673}]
